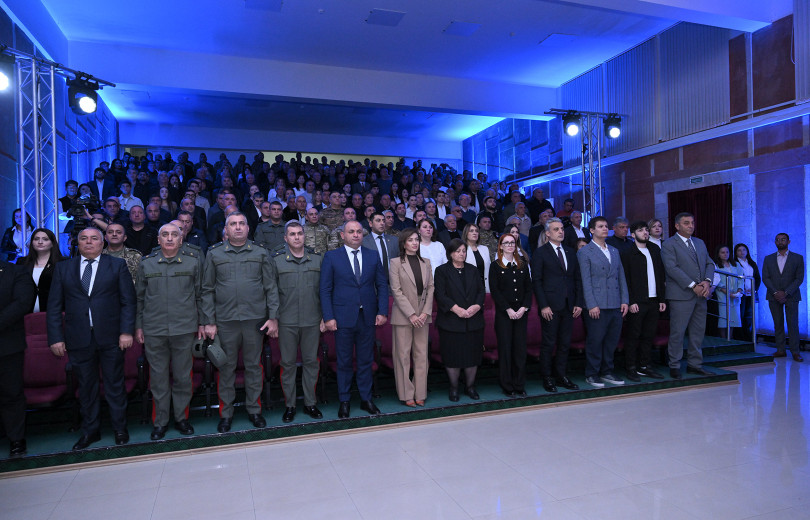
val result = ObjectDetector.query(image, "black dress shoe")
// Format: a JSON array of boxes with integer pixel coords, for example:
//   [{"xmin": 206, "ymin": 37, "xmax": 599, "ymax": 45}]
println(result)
[
  {"xmin": 514, "ymin": 390, "xmax": 528, "ymax": 398},
  {"xmin": 151, "ymin": 426, "xmax": 168, "ymax": 441},
  {"xmin": 793, "ymin": 353, "xmax": 804, "ymax": 362},
  {"xmin": 465, "ymin": 386, "xmax": 480, "ymax": 400},
  {"xmin": 174, "ymin": 419, "xmax": 195, "ymax": 435},
  {"xmin": 114, "ymin": 430, "xmax": 129, "ymax": 445},
  {"xmin": 248, "ymin": 413, "xmax": 267, "ymax": 428},
  {"xmin": 556, "ymin": 376, "xmax": 579, "ymax": 390},
  {"xmin": 360, "ymin": 400, "xmax": 381, "ymax": 415},
  {"xmin": 543, "ymin": 376, "xmax": 558, "ymax": 393},
  {"xmin": 73, "ymin": 431, "xmax": 101, "ymax": 450},
  {"xmin": 338, "ymin": 401, "xmax": 351, "ymax": 418},
  {"xmin": 625, "ymin": 370, "xmax": 641, "ymax": 383},
  {"xmin": 9, "ymin": 439, "xmax": 26, "ymax": 457},
  {"xmin": 670, "ymin": 368, "xmax": 682, "ymax": 380},
  {"xmin": 282, "ymin": 407, "xmax": 296, "ymax": 423},
  {"xmin": 449, "ymin": 389, "xmax": 460, "ymax": 402},
  {"xmin": 217, "ymin": 417, "xmax": 232, "ymax": 433},
  {"xmin": 303, "ymin": 405, "xmax": 323, "ymax": 419},
  {"xmin": 686, "ymin": 365, "xmax": 712, "ymax": 376}
]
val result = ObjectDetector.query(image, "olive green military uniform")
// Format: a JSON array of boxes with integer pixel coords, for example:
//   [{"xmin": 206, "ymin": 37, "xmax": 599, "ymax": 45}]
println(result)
[
  {"xmin": 479, "ymin": 230, "xmax": 499, "ymax": 262},
  {"xmin": 268, "ymin": 246, "xmax": 322, "ymax": 408},
  {"xmin": 253, "ymin": 221, "xmax": 285, "ymax": 251},
  {"xmin": 201, "ymin": 240, "xmax": 278, "ymax": 418},
  {"xmin": 319, "ymin": 207, "xmax": 344, "ymax": 231},
  {"xmin": 304, "ymin": 222, "xmax": 330, "ymax": 254},
  {"xmin": 103, "ymin": 247, "xmax": 141, "ymax": 284},
  {"xmin": 135, "ymin": 248, "xmax": 203, "ymax": 429}
]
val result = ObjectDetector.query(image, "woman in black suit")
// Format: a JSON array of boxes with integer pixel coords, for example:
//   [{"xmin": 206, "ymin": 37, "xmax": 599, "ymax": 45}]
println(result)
[
  {"xmin": 434, "ymin": 238, "xmax": 485, "ymax": 401},
  {"xmin": 732, "ymin": 243, "xmax": 761, "ymax": 341},
  {"xmin": 489, "ymin": 234, "xmax": 533, "ymax": 397},
  {"xmin": 1, "ymin": 208, "xmax": 33, "ymax": 261},
  {"xmin": 17, "ymin": 228, "xmax": 65, "ymax": 312}
]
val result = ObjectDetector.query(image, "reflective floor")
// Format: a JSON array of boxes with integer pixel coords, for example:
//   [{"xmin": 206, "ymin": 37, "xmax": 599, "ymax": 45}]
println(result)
[{"xmin": 2, "ymin": 354, "xmax": 808, "ymax": 520}]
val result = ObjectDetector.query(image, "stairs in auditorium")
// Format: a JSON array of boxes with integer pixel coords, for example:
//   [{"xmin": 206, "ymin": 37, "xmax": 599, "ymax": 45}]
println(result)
[{"xmin": 658, "ymin": 335, "xmax": 773, "ymax": 368}]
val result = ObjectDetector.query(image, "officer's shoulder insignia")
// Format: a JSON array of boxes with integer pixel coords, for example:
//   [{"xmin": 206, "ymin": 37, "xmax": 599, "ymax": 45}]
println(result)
[
  {"xmin": 271, "ymin": 249, "xmax": 285, "ymax": 258},
  {"xmin": 209, "ymin": 242, "xmax": 224, "ymax": 250}
]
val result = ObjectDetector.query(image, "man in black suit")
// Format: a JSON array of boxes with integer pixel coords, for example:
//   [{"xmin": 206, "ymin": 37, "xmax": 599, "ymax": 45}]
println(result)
[
  {"xmin": 0, "ymin": 261, "xmax": 36, "ymax": 457},
  {"xmin": 531, "ymin": 218, "xmax": 583, "ymax": 393},
  {"xmin": 563, "ymin": 211, "xmax": 591, "ymax": 249},
  {"xmin": 47, "ymin": 227, "xmax": 137, "ymax": 450},
  {"xmin": 762, "ymin": 233, "xmax": 805, "ymax": 362},
  {"xmin": 88, "ymin": 167, "xmax": 117, "ymax": 202},
  {"xmin": 620, "ymin": 221, "xmax": 666, "ymax": 381}
]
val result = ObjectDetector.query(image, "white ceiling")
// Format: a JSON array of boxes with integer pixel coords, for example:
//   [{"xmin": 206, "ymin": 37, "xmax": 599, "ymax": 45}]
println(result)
[{"xmin": 35, "ymin": 0, "xmax": 792, "ymax": 141}]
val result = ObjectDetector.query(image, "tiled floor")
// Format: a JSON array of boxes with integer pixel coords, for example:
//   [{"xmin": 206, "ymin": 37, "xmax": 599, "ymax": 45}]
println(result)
[{"xmin": 2, "ymin": 357, "xmax": 809, "ymax": 520}]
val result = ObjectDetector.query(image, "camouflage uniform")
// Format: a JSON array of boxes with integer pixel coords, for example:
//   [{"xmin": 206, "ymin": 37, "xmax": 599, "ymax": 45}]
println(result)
[
  {"xmin": 320, "ymin": 207, "xmax": 344, "ymax": 232},
  {"xmin": 327, "ymin": 226, "xmax": 344, "ymax": 251},
  {"xmin": 479, "ymin": 230, "xmax": 499, "ymax": 262},
  {"xmin": 103, "ymin": 247, "xmax": 141, "ymax": 284},
  {"xmin": 304, "ymin": 222, "xmax": 330, "ymax": 254}
]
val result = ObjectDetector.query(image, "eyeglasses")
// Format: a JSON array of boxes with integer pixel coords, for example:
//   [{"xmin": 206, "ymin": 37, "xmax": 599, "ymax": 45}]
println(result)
[{"xmin": 501, "ymin": 242, "xmax": 516, "ymax": 247}]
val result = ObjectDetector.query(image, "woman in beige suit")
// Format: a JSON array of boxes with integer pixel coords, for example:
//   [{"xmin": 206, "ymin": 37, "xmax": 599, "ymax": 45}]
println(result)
[{"xmin": 389, "ymin": 228, "xmax": 434, "ymax": 406}]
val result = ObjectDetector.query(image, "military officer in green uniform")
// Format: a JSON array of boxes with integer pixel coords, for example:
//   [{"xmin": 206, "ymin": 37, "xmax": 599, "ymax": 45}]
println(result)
[
  {"xmin": 201, "ymin": 212, "xmax": 278, "ymax": 433},
  {"xmin": 267, "ymin": 221, "xmax": 325, "ymax": 423},
  {"xmin": 135, "ymin": 223, "xmax": 202, "ymax": 440},
  {"xmin": 320, "ymin": 191, "xmax": 345, "ymax": 232},
  {"xmin": 304, "ymin": 207, "xmax": 330, "ymax": 254},
  {"xmin": 253, "ymin": 201, "xmax": 286, "ymax": 251}
]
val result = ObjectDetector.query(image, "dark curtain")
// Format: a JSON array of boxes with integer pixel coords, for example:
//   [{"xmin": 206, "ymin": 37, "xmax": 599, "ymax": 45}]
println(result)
[{"xmin": 667, "ymin": 183, "xmax": 732, "ymax": 260}]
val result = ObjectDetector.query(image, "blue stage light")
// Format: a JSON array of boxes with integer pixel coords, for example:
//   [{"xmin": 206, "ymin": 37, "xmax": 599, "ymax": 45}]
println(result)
[
  {"xmin": 604, "ymin": 114, "xmax": 621, "ymax": 139},
  {"xmin": 563, "ymin": 111, "xmax": 580, "ymax": 137}
]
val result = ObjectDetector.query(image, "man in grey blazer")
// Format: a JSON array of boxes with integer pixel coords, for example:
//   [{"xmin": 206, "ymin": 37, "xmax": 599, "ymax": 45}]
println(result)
[
  {"xmin": 762, "ymin": 233, "xmax": 805, "ymax": 361},
  {"xmin": 362, "ymin": 212, "xmax": 399, "ymax": 280},
  {"xmin": 661, "ymin": 212, "xmax": 715, "ymax": 379},
  {"xmin": 578, "ymin": 216, "xmax": 629, "ymax": 388}
]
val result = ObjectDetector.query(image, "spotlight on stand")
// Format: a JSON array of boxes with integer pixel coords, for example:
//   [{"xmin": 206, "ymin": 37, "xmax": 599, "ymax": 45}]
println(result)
[
  {"xmin": 67, "ymin": 77, "xmax": 99, "ymax": 115},
  {"xmin": 0, "ymin": 53, "xmax": 13, "ymax": 91},
  {"xmin": 604, "ymin": 114, "xmax": 621, "ymax": 139},
  {"xmin": 562, "ymin": 111, "xmax": 581, "ymax": 137}
]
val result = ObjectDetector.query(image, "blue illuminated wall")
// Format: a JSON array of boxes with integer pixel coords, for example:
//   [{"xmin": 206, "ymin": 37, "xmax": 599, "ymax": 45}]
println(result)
[
  {"xmin": 0, "ymin": 7, "xmax": 118, "ymax": 233},
  {"xmin": 462, "ymin": 118, "xmax": 562, "ymax": 183}
]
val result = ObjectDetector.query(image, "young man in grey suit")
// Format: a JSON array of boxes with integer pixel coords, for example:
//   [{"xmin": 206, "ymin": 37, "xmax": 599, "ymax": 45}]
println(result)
[
  {"xmin": 762, "ymin": 233, "xmax": 805, "ymax": 362},
  {"xmin": 577, "ymin": 216, "xmax": 629, "ymax": 388},
  {"xmin": 661, "ymin": 212, "xmax": 715, "ymax": 379},
  {"xmin": 362, "ymin": 213, "xmax": 398, "ymax": 280}
]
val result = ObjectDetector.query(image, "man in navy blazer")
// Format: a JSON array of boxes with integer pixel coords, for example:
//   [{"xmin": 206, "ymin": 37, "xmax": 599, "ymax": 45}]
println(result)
[
  {"xmin": 320, "ymin": 220, "xmax": 389, "ymax": 418},
  {"xmin": 47, "ymin": 227, "xmax": 136, "ymax": 450},
  {"xmin": 762, "ymin": 232, "xmax": 805, "ymax": 361},
  {"xmin": 531, "ymin": 218, "xmax": 583, "ymax": 393}
]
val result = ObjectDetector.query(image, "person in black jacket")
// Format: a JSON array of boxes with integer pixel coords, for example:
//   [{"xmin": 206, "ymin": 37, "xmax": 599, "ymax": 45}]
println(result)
[
  {"xmin": 0, "ymin": 260, "xmax": 37, "ymax": 457},
  {"xmin": 620, "ymin": 221, "xmax": 667, "ymax": 381},
  {"xmin": 489, "ymin": 234, "xmax": 533, "ymax": 397},
  {"xmin": 17, "ymin": 228, "xmax": 66, "ymax": 313},
  {"xmin": 434, "ymin": 239, "xmax": 485, "ymax": 402},
  {"xmin": 531, "ymin": 218, "xmax": 584, "ymax": 393}
]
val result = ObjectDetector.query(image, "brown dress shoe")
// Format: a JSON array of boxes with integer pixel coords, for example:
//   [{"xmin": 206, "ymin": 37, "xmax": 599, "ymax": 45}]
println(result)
[
  {"xmin": 773, "ymin": 351, "xmax": 787, "ymax": 358},
  {"xmin": 792, "ymin": 353, "xmax": 804, "ymax": 362}
]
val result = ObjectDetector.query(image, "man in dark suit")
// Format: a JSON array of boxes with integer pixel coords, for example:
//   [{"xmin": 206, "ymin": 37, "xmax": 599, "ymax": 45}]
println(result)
[
  {"xmin": 531, "ymin": 218, "xmax": 583, "ymax": 393},
  {"xmin": 362, "ymin": 213, "xmax": 398, "ymax": 280},
  {"xmin": 0, "ymin": 261, "xmax": 36, "ymax": 457},
  {"xmin": 88, "ymin": 167, "xmax": 117, "ymax": 202},
  {"xmin": 320, "ymin": 220, "xmax": 389, "ymax": 418},
  {"xmin": 47, "ymin": 227, "xmax": 137, "ymax": 450},
  {"xmin": 762, "ymin": 233, "xmax": 805, "ymax": 362},
  {"xmin": 620, "ymin": 221, "xmax": 667, "ymax": 381},
  {"xmin": 661, "ymin": 212, "xmax": 715, "ymax": 379},
  {"xmin": 563, "ymin": 211, "xmax": 591, "ymax": 249}
]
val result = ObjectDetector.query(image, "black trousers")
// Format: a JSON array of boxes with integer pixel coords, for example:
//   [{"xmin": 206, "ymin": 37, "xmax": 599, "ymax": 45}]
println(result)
[
  {"xmin": 769, "ymin": 300, "xmax": 800, "ymax": 354},
  {"xmin": 495, "ymin": 310, "xmax": 528, "ymax": 393},
  {"xmin": 69, "ymin": 330, "xmax": 128, "ymax": 436},
  {"xmin": 623, "ymin": 300, "xmax": 660, "ymax": 369},
  {"xmin": 540, "ymin": 306, "xmax": 574, "ymax": 378},
  {"xmin": 734, "ymin": 295, "xmax": 754, "ymax": 341},
  {"xmin": 0, "ymin": 351, "xmax": 26, "ymax": 441}
]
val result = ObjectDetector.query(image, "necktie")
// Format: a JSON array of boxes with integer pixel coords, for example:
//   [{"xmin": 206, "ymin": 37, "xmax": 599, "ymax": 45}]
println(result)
[
  {"xmin": 686, "ymin": 238, "xmax": 699, "ymax": 263},
  {"xmin": 82, "ymin": 258, "xmax": 95, "ymax": 294},
  {"xmin": 352, "ymin": 250, "xmax": 361, "ymax": 282},
  {"xmin": 378, "ymin": 235, "xmax": 388, "ymax": 268},
  {"xmin": 557, "ymin": 246, "xmax": 566, "ymax": 271}
]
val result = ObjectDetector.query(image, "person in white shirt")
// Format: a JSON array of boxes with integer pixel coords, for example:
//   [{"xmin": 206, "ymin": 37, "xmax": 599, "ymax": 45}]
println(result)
[
  {"xmin": 732, "ymin": 243, "xmax": 761, "ymax": 340},
  {"xmin": 417, "ymin": 219, "xmax": 446, "ymax": 275},
  {"xmin": 647, "ymin": 218, "xmax": 664, "ymax": 248},
  {"xmin": 118, "ymin": 180, "xmax": 143, "ymax": 213}
]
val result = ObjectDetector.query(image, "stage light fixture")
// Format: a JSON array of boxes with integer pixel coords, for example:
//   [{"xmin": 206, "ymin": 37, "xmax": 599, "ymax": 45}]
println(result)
[
  {"xmin": 604, "ymin": 114, "xmax": 621, "ymax": 139},
  {"xmin": 0, "ymin": 71, "xmax": 9, "ymax": 91},
  {"xmin": 67, "ymin": 78, "xmax": 99, "ymax": 115},
  {"xmin": 0, "ymin": 53, "xmax": 13, "ymax": 91},
  {"xmin": 562, "ymin": 111, "xmax": 581, "ymax": 137}
]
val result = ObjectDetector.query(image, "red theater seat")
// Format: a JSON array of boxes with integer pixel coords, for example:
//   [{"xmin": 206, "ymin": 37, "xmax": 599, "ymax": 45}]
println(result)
[{"xmin": 23, "ymin": 312, "xmax": 72, "ymax": 406}]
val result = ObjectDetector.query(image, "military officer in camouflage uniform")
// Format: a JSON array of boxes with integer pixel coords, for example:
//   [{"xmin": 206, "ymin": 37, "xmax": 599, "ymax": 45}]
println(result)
[
  {"xmin": 267, "ymin": 221, "xmax": 325, "ymax": 423},
  {"xmin": 320, "ymin": 191, "xmax": 345, "ymax": 232},
  {"xmin": 477, "ymin": 214, "xmax": 499, "ymax": 262},
  {"xmin": 328, "ymin": 207, "xmax": 365, "ymax": 251},
  {"xmin": 253, "ymin": 201, "xmax": 285, "ymax": 251},
  {"xmin": 201, "ymin": 212, "xmax": 278, "ymax": 433},
  {"xmin": 135, "ymin": 223, "xmax": 202, "ymax": 440},
  {"xmin": 304, "ymin": 207, "xmax": 329, "ymax": 254},
  {"xmin": 102, "ymin": 223, "xmax": 141, "ymax": 283}
]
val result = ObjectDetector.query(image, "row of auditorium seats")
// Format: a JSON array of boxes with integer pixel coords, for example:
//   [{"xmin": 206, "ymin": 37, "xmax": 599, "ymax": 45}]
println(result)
[{"xmin": 22, "ymin": 300, "xmax": 672, "ymax": 425}]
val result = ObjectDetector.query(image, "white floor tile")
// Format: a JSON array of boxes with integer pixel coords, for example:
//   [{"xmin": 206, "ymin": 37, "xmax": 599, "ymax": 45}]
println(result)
[
  {"xmin": 562, "ymin": 485, "xmax": 699, "ymax": 520},
  {"xmin": 161, "ymin": 448, "xmax": 248, "ymax": 487},
  {"xmin": 0, "ymin": 501, "xmax": 58, "ymax": 520},
  {"xmin": 436, "ymin": 470, "xmax": 556, "ymax": 517},
  {"xmin": 0, "ymin": 470, "xmax": 76, "ymax": 508},
  {"xmin": 254, "ymin": 495, "xmax": 362, "ymax": 520},
  {"xmin": 330, "ymin": 450, "xmax": 431, "ymax": 492},
  {"xmin": 49, "ymin": 487, "xmax": 158, "ymax": 520},
  {"xmin": 250, "ymin": 460, "xmax": 348, "ymax": 508},
  {"xmin": 151, "ymin": 473, "xmax": 253, "ymax": 520},
  {"xmin": 513, "ymin": 452, "xmax": 632, "ymax": 500},
  {"xmin": 471, "ymin": 500, "xmax": 585, "ymax": 520},
  {"xmin": 62, "ymin": 460, "xmax": 165, "ymax": 500},
  {"xmin": 350, "ymin": 479, "xmax": 471, "ymax": 520}
]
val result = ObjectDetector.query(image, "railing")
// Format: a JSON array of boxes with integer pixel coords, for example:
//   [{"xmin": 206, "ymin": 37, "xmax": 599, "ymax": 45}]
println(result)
[{"xmin": 714, "ymin": 269, "xmax": 757, "ymax": 344}]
